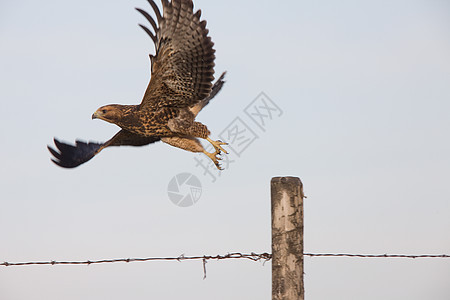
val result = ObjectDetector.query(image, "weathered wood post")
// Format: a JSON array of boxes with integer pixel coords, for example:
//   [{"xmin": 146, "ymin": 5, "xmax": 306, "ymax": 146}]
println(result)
[{"xmin": 271, "ymin": 177, "xmax": 304, "ymax": 300}]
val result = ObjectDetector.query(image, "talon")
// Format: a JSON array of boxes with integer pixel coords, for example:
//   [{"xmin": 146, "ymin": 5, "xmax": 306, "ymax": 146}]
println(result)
[
  {"xmin": 203, "ymin": 150, "xmax": 223, "ymax": 170},
  {"xmin": 206, "ymin": 137, "xmax": 229, "ymax": 155}
]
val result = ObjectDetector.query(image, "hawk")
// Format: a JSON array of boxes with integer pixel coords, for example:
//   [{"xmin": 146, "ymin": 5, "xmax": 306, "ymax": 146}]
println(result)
[{"xmin": 48, "ymin": 0, "xmax": 227, "ymax": 169}]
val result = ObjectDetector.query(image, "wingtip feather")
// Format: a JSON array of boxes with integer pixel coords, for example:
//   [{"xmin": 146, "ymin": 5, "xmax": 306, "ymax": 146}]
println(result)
[
  {"xmin": 138, "ymin": 24, "xmax": 157, "ymax": 43},
  {"xmin": 148, "ymin": 0, "xmax": 163, "ymax": 22}
]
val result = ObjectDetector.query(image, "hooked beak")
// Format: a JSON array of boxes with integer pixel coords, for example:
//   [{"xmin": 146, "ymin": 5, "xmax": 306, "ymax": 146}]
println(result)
[{"xmin": 92, "ymin": 111, "xmax": 98, "ymax": 120}]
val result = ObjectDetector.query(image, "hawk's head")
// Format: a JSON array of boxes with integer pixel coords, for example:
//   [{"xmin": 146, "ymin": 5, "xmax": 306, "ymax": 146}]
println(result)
[{"xmin": 92, "ymin": 105, "xmax": 131, "ymax": 124}]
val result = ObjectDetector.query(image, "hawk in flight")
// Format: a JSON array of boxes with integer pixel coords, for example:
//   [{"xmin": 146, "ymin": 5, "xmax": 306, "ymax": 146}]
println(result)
[{"xmin": 48, "ymin": 0, "xmax": 227, "ymax": 169}]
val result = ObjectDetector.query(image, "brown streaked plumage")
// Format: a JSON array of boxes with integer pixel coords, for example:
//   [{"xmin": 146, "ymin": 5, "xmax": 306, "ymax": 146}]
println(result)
[{"xmin": 48, "ymin": 0, "xmax": 227, "ymax": 169}]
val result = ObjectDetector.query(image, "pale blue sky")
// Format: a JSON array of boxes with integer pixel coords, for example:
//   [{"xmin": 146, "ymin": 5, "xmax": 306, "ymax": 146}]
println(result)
[{"xmin": 1, "ymin": 0, "xmax": 450, "ymax": 299}]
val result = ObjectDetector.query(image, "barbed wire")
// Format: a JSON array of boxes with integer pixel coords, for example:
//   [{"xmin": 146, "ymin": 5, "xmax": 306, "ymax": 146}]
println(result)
[
  {"xmin": 2, "ymin": 252, "xmax": 450, "ymax": 268},
  {"xmin": 3, "ymin": 252, "xmax": 450, "ymax": 278},
  {"xmin": 0, "ymin": 252, "xmax": 271, "ymax": 267},
  {"xmin": 304, "ymin": 253, "xmax": 450, "ymax": 259},
  {"xmin": 0, "ymin": 252, "xmax": 272, "ymax": 279}
]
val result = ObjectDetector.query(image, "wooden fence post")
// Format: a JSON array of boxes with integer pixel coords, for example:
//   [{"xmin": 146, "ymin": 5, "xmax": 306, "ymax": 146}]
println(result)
[{"xmin": 271, "ymin": 177, "xmax": 304, "ymax": 300}]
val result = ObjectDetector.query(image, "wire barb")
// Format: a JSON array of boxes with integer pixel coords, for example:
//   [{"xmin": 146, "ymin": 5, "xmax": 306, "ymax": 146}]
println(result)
[{"xmin": 202, "ymin": 258, "xmax": 207, "ymax": 279}]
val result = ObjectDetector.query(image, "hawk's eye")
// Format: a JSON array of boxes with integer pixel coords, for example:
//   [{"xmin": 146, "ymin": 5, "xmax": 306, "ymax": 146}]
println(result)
[{"xmin": 102, "ymin": 109, "xmax": 107, "ymax": 114}]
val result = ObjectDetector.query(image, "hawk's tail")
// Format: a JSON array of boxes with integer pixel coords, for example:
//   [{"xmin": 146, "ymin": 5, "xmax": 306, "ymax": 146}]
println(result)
[
  {"xmin": 48, "ymin": 130, "xmax": 160, "ymax": 168},
  {"xmin": 195, "ymin": 71, "xmax": 226, "ymax": 114}
]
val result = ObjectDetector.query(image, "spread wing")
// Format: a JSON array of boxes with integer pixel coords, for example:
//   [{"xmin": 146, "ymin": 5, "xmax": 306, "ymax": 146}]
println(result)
[
  {"xmin": 136, "ymin": 0, "xmax": 215, "ymax": 111},
  {"xmin": 48, "ymin": 130, "xmax": 160, "ymax": 168}
]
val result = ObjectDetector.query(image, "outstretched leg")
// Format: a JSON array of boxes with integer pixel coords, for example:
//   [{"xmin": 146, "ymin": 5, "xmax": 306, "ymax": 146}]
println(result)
[
  {"xmin": 162, "ymin": 136, "xmax": 225, "ymax": 170},
  {"xmin": 167, "ymin": 110, "xmax": 228, "ymax": 168}
]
